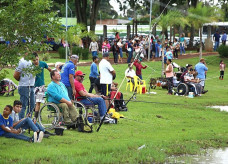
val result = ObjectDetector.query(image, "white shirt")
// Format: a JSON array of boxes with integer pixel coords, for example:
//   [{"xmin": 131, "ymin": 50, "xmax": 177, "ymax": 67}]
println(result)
[
  {"xmin": 89, "ymin": 42, "xmax": 98, "ymax": 51},
  {"xmin": 117, "ymin": 41, "xmax": 123, "ymax": 48},
  {"xmin": 125, "ymin": 68, "xmax": 136, "ymax": 78},
  {"xmin": 99, "ymin": 59, "xmax": 114, "ymax": 84}
]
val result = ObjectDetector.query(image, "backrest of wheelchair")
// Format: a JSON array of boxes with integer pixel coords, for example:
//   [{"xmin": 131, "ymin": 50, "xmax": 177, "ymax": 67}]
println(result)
[{"xmin": 45, "ymin": 92, "xmax": 63, "ymax": 112}]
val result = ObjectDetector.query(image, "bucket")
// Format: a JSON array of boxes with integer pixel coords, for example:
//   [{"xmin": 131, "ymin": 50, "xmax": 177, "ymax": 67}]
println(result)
[{"xmin": 188, "ymin": 92, "xmax": 194, "ymax": 98}]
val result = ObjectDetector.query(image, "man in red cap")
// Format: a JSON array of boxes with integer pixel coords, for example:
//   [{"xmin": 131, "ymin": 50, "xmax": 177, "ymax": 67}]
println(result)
[{"xmin": 74, "ymin": 71, "xmax": 107, "ymax": 120}]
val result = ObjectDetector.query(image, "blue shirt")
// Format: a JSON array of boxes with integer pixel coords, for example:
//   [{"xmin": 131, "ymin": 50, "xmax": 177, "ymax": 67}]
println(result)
[
  {"xmin": 214, "ymin": 33, "xmax": 221, "ymax": 42},
  {"xmin": 89, "ymin": 62, "xmax": 99, "ymax": 78},
  {"xmin": 35, "ymin": 61, "xmax": 48, "ymax": 87},
  {"xmin": 128, "ymin": 42, "xmax": 133, "ymax": 52},
  {"xmin": 0, "ymin": 114, "xmax": 13, "ymax": 136},
  {"xmin": 166, "ymin": 51, "xmax": 173, "ymax": 59},
  {"xmin": 47, "ymin": 81, "xmax": 70, "ymax": 104},
  {"xmin": 60, "ymin": 61, "xmax": 75, "ymax": 87},
  {"xmin": 221, "ymin": 33, "xmax": 227, "ymax": 41},
  {"xmin": 195, "ymin": 62, "xmax": 208, "ymax": 80}
]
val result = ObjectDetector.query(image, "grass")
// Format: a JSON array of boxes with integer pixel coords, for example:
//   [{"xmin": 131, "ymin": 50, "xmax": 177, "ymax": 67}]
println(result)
[{"xmin": 0, "ymin": 54, "xmax": 228, "ymax": 163}]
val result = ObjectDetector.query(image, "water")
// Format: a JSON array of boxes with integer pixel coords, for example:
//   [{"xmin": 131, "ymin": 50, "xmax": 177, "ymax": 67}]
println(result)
[
  {"xmin": 168, "ymin": 148, "xmax": 228, "ymax": 164},
  {"xmin": 210, "ymin": 106, "xmax": 228, "ymax": 112}
]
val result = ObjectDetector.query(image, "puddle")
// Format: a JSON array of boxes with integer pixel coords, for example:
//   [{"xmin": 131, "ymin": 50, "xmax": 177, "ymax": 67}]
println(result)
[
  {"xmin": 210, "ymin": 106, "xmax": 228, "ymax": 112},
  {"xmin": 168, "ymin": 148, "xmax": 228, "ymax": 163}
]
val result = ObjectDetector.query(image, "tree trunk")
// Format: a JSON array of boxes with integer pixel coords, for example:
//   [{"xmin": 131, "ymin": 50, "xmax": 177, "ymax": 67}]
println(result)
[
  {"xmin": 189, "ymin": 24, "xmax": 195, "ymax": 48},
  {"xmin": 75, "ymin": 0, "xmax": 87, "ymax": 28},
  {"xmin": 90, "ymin": 0, "xmax": 101, "ymax": 32},
  {"xmin": 170, "ymin": 26, "xmax": 172, "ymax": 41},
  {"xmin": 173, "ymin": 26, "xmax": 175, "ymax": 42},
  {"xmin": 199, "ymin": 27, "xmax": 202, "ymax": 59}
]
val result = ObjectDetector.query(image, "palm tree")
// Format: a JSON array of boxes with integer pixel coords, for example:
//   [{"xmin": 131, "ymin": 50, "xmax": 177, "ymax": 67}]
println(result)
[{"xmin": 188, "ymin": 2, "xmax": 223, "ymax": 59}]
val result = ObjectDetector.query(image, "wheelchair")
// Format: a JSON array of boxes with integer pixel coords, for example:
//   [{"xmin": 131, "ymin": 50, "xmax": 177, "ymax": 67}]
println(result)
[
  {"xmin": 175, "ymin": 82, "xmax": 196, "ymax": 96},
  {"xmin": 38, "ymin": 93, "xmax": 100, "ymax": 130}
]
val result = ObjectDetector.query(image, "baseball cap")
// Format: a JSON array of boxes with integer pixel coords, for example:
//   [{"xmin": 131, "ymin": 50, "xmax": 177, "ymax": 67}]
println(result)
[
  {"xmin": 70, "ymin": 55, "xmax": 79, "ymax": 60},
  {"xmin": 103, "ymin": 52, "xmax": 109, "ymax": 57},
  {"xmin": 75, "ymin": 70, "xmax": 85, "ymax": 76}
]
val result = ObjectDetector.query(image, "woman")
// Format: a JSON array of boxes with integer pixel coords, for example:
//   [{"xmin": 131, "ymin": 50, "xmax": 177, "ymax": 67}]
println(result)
[
  {"xmin": 173, "ymin": 38, "xmax": 179, "ymax": 59},
  {"xmin": 117, "ymin": 39, "xmax": 123, "ymax": 63},
  {"xmin": 112, "ymin": 41, "xmax": 119, "ymax": 64},
  {"xmin": 102, "ymin": 39, "xmax": 110, "ymax": 54},
  {"xmin": 165, "ymin": 59, "xmax": 174, "ymax": 95},
  {"xmin": 127, "ymin": 39, "xmax": 133, "ymax": 63},
  {"xmin": 179, "ymin": 33, "xmax": 186, "ymax": 55},
  {"xmin": 115, "ymin": 32, "xmax": 120, "ymax": 41}
]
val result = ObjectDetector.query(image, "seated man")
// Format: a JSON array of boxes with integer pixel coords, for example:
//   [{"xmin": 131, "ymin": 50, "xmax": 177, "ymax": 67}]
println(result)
[
  {"xmin": 125, "ymin": 63, "xmax": 136, "ymax": 85},
  {"xmin": 184, "ymin": 68, "xmax": 202, "ymax": 96},
  {"xmin": 47, "ymin": 70, "xmax": 78, "ymax": 126},
  {"xmin": 74, "ymin": 71, "xmax": 107, "ymax": 120}
]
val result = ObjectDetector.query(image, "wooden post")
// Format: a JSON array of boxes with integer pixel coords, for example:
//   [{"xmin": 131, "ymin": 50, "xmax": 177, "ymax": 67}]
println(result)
[
  {"xmin": 207, "ymin": 25, "xmax": 211, "ymax": 39},
  {"xmin": 135, "ymin": 20, "xmax": 138, "ymax": 36},
  {"xmin": 132, "ymin": 20, "xmax": 135, "ymax": 37}
]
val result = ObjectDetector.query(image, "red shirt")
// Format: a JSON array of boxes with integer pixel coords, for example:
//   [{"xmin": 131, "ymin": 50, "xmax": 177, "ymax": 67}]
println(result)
[
  {"xmin": 133, "ymin": 60, "xmax": 147, "ymax": 76},
  {"xmin": 74, "ymin": 79, "xmax": 86, "ymax": 101}
]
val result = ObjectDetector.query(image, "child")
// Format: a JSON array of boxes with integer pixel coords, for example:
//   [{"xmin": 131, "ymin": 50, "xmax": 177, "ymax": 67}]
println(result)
[
  {"xmin": 0, "ymin": 105, "xmax": 39, "ymax": 142},
  {"xmin": 219, "ymin": 60, "xmax": 225, "ymax": 80},
  {"xmin": 11, "ymin": 100, "xmax": 53, "ymax": 137}
]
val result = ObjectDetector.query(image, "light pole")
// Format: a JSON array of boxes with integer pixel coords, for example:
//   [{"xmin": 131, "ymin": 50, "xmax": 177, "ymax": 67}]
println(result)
[
  {"xmin": 148, "ymin": 0, "xmax": 152, "ymax": 61},
  {"xmin": 65, "ymin": 0, "xmax": 68, "ymax": 62},
  {"xmin": 68, "ymin": 6, "xmax": 73, "ymax": 18}
]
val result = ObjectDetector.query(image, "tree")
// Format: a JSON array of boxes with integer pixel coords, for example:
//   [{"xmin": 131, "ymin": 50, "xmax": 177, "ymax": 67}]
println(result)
[
  {"xmin": 188, "ymin": 2, "xmax": 223, "ymax": 59},
  {"xmin": 0, "ymin": 0, "xmax": 61, "ymax": 80}
]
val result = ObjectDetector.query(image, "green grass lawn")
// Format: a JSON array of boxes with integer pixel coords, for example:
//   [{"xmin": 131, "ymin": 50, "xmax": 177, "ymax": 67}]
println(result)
[{"xmin": 0, "ymin": 55, "xmax": 228, "ymax": 163}]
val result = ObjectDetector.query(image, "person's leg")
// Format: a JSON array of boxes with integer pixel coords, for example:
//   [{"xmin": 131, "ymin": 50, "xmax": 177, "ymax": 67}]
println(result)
[
  {"xmin": 180, "ymin": 45, "xmax": 183, "ymax": 55},
  {"xmin": 66, "ymin": 86, "xmax": 73, "ymax": 100},
  {"xmin": 18, "ymin": 86, "xmax": 29, "ymax": 119},
  {"xmin": 87, "ymin": 97, "xmax": 107, "ymax": 117},
  {"xmin": 220, "ymin": 71, "xmax": 222, "ymax": 79},
  {"xmin": 119, "ymin": 48, "xmax": 123, "ymax": 62},
  {"xmin": 3, "ymin": 132, "xmax": 31, "ymax": 141},
  {"xmin": 29, "ymin": 87, "xmax": 35, "ymax": 116},
  {"xmin": 68, "ymin": 105, "xmax": 78, "ymax": 123},
  {"xmin": 137, "ymin": 75, "xmax": 142, "ymax": 80},
  {"xmin": 35, "ymin": 122, "xmax": 45, "ymax": 132},
  {"xmin": 57, "ymin": 103, "xmax": 72, "ymax": 124},
  {"xmin": 127, "ymin": 51, "xmax": 132, "ymax": 63},
  {"xmin": 221, "ymin": 71, "xmax": 224, "ymax": 79},
  {"xmin": 89, "ymin": 77, "xmax": 96, "ymax": 93},
  {"xmin": 101, "ymin": 84, "xmax": 110, "ymax": 97},
  {"xmin": 14, "ymin": 117, "xmax": 39, "ymax": 132}
]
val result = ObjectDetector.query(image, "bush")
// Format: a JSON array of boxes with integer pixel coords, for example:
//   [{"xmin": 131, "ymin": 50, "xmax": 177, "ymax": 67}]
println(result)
[
  {"xmin": 40, "ymin": 53, "xmax": 50, "ymax": 61},
  {"xmin": 72, "ymin": 46, "xmax": 89, "ymax": 60},
  {"xmin": 58, "ymin": 46, "xmax": 69, "ymax": 59},
  {"xmin": 217, "ymin": 45, "xmax": 228, "ymax": 58}
]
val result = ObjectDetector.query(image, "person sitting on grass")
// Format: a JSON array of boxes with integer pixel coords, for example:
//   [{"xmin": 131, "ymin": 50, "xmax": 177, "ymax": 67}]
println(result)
[
  {"xmin": 11, "ymin": 100, "xmax": 54, "ymax": 138},
  {"xmin": 0, "ymin": 105, "xmax": 42, "ymax": 143}
]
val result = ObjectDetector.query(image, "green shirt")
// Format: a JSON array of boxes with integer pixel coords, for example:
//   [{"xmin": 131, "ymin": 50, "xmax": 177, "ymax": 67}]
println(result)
[{"xmin": 35, "ymin": 61, "xmax": 48, "ymax": 87}]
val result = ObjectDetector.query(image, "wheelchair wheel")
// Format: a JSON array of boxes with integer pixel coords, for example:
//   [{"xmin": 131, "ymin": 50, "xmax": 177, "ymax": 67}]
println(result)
[
  {"xmin": 177, "ymin": 83, "xmax": 189, "ymax": 95},
  {"xmin": 38, "ymin": 103, "xmax": 61, "ymax": 130}
]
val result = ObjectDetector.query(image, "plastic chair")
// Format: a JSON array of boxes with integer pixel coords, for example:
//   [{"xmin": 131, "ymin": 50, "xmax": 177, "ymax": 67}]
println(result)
[
  {"xmin": 126, "ymin": 78, "xmax": 134, "ymax": 92},
  {"xmin": 133, "ymin": 76, "xmax": 146, "ymax": 94}
]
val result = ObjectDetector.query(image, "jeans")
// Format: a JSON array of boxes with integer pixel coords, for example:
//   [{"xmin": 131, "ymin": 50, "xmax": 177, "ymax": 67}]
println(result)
[
  {"xmin": 180, "ymin": 44, "xmax": 185, "ymax": 55},
  {"xmin": 214, "ymin": 41, "xmax": 219, "ymax": 51},
  {"xmin": 174, "ymin": 49, "xmax": 178, "ymax": 58},
  {"xmin": 167, "ymin": 77, "xmax": 173, "ymax": 94},
  {"xmin": 66, "ymin": 86, "xmax": 73, "ymax": 100},
  {"xmin": 18, "ymin": 86, "xmax": 35, "ymax": 120},
  {"xmin": 113, "ymin": 52, "xmax": 118, "ymax": 63},
  {"xmin": 127, "ymin": 51, "xmax": 133, "ymax": 63},
  {"xmin": 89, "ymin": 77, "xmax": 97, "ymax": 93},
  {"xmin": 2, "ymin": 132, "xmax": 31, "ymax": 141},
  {"xmin": 92, "ymin": 51, "xmax": 98, "ymax": 57},
  {"xmin": 57, "ymin": 103, "xmax": 78, "ymax": 124},
  {"xmin": 80, "ymin": 97, "xmax": 107, "ymax": 117},
  {"xmin": 14, "ymin": 117, "xmax": 44, "ymax": 132},
  {"xmin": 119, "ymin": 48, "xmax": 123, "ymax": 58},
  {"xmin": 137, "ymin": 75, "xmax": 142, "ymax": 80}
]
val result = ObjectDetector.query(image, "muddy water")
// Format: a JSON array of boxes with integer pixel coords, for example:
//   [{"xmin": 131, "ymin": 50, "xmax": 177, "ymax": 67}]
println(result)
[
  {"xmin": 210, "ymin": 106, "xmax": 228, "ymax": 112},
  {"xmin": 168, "ymin": 148, "xmax": 228, "ymax": 164}
]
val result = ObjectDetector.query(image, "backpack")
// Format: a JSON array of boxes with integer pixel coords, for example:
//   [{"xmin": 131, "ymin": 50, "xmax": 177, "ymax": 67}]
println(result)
[{"xmin": 77, "ymin": 109, "xmax": 93, "ymax": 133}]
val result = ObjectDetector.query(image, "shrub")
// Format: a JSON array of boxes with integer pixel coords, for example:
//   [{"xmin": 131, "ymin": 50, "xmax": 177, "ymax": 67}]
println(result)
[
  {"xmin": 217, "ymin": 45, "xmax": 228, "ymax": 58},
  {"xmin": 72, "ymin": 46, "xmax": 89, "ymax": 60},
  {"xmin": 58, "ymin": 46, "xmax": 69, "ymax": 59},
  {"xmin": 40, "ymin": 53, "xmax": 50, "ymax": 61}
]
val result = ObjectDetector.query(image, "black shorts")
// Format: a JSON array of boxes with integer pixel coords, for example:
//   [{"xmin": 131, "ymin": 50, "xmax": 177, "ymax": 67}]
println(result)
[
  {"xmin": 220, "ymin": 71, "xmax": 224, "ymax": 76},
  {"xmin": 101, "ymin": 84, "xmax": 111, "ymax": 96}
]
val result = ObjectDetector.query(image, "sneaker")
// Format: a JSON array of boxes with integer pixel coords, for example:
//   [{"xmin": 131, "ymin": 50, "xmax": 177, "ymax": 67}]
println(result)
[
  {"xmin": 33, "ymin": 132, "xmax": 37, "ymax": 143},
  {"xmin": 43, "ymin": 134, "xmax": 50, "ymax": 138},
  {"xmin": 44, "ymin": 131, "xmax": 55, "ymax": 136},
  {"xmin": 37, "ymin": 131, "xmax": 44, "ymax": 143}
]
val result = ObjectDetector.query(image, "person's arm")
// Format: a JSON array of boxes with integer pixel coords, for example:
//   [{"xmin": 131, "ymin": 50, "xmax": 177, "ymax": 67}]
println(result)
[
  {"xmin": 78, "ymin": 90, "xmax": 99, "ymax": 98},
  {"xmin": 13, "ymin": 71, "xmax": 20, "ymax": 81},
  {"xmin": 59, "ymin": 98, "xmax": 73, "ymax": 107},
  {"xmin": 13, "ymin": 118, "xmax": 25, "ymax": 127},
  {"xmin": 142, "ymin": 64, "xmax": 147, "ymax": 69},
  {"xmin": 47, "ymin": 67, "xmax": 52, "ymax": 72},
  {"xmin": 1, "ymin": 125, "xmax": 21, "ymax": 134},
  {"xmin": 69, "ymin": 74, "xmax": 76, "ymax": 96}
]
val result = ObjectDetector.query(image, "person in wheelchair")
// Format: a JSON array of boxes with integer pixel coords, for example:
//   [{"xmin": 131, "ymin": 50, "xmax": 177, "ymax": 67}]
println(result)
[
  {"xmin": 184, "ymin": 68, "xmax": 202, "ymax": 96},
  {"xmin": 74, "ymin": 71, "xmax": 108, "ymax": 121},
  {"xmin": 47, "ymin": 70, "xmax": 78, "ymax": 126}
]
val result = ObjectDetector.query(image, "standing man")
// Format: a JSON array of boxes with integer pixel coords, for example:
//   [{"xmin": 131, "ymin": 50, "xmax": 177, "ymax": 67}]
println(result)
[
  {"xmin": 89, "ymin": 56, "xmax": 99, "ymax": 93},
  {"xmin": 89, "ymin": 39, "xmax": 99, "ymax": 57},
  {"xmin": 221, "ymin": 31, "xmax": 227, "ymax": 46},
  {"xmin": 195, "ymin": 58, "xmax": 208, "ymax": 94},
  {"xmin": 99, "ymin": 52, "xmax": 116, "ymax": 96},
  {"xmin": 33, "ymin": 56, "xmax": 52, "ymax": 119},
  {"xmin": 213, "ymin": 30, "xmax": 221, "ymax": 51},
  {"xmin": 13, "ymin": 52, "xmax": 37, "ymax": 119},
  {"xmin": 47, "ymin": 70, "xmax": 78, "ymax": 126},
  {"xmin": 61, "ymin": 55, "xmax": 79, "ymax": 100}
]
